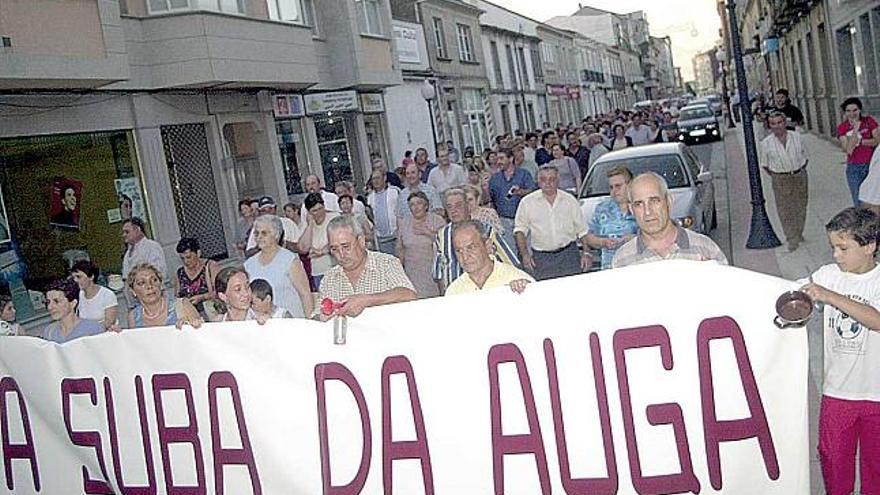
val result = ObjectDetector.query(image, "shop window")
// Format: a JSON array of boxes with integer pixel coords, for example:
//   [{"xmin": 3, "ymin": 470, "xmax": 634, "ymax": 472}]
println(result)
[
  {"xmin": 276, "ymin": 119, "xmax": 306, "ymax": 197},
  {"xmin": 314, "ymin": 117, "xmax": 353, "ymax": 191},
  {"xmin": 0, "ymin": 131, "xmax": 147, "ymax": 321},
  {"xmin": 363, "ymin": 114, "xmax": 388, "ymax": 165}
]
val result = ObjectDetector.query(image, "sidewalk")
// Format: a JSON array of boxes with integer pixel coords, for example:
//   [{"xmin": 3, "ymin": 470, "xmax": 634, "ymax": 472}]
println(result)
[{"xmin": 723, "ymin": 125, "xmax": 851, "ymax": 495}]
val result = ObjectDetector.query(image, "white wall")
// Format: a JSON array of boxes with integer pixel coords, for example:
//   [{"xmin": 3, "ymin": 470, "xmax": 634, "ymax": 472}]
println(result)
[{"xmin": 385, "ymin": 79, "xmax": 436, "ymax": 165}]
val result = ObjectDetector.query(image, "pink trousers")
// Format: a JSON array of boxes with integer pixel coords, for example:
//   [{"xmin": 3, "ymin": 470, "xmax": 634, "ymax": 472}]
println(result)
[{"xmin": 819, "ymin": 395, "xmax": 880, "ymax": 495}]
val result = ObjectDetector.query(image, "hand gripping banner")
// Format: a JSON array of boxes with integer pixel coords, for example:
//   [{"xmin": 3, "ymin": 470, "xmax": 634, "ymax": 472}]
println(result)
[{"xmin": 0, "ymin": 261, "xmax": 809, "ymax": 494}]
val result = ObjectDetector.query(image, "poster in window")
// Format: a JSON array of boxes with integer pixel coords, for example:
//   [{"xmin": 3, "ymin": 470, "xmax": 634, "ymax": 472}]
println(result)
[
  {"xmin": 0, "ymin": 184, "xmax": 10, "ymax": 244},
  {"xmin": 48, "ymin": 177, "xmax": 83, "ymax": 230},
  {"xmin": 114, "ymin": 178, "xmax": 146, "ymax": 222}
]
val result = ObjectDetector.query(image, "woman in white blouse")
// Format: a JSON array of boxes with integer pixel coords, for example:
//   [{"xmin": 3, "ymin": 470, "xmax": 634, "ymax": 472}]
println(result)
[{"xmin": 70, "ymin": 259, "xmax": 119, "ymax": 331}]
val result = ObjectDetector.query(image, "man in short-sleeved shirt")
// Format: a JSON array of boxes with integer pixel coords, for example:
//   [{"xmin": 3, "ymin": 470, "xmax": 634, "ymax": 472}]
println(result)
[
  {"xmin": 612, "ymin": 172, "xmax": 727, "ymax": 268},
  {"xmin": 446, "ymin": 221, "xmax": 534, "ymax": 296},
  {"xmin": 427, "ymin": 147, "xmax": 466, "ymax": 193},
  {"xmin": 514, "ymin": 165, "xmax": 591, "ymax": 280},
  {"xmin": 397, "ymin": 162, "xmax": 443, "ymax": 218},
  {"xmin": 318, "ymin": 216, "xmax": 416, "ymax": 318}
]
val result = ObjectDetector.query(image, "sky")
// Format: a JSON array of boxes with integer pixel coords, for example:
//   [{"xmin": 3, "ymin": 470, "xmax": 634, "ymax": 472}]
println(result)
[{"xmin": 491, "ymin": 0, "xmax": 722, "ymax": 81}]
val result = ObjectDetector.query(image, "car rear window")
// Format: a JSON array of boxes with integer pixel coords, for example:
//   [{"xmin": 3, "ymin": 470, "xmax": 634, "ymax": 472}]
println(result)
[
  {"xmin": 580, "ymin": 154, "xmax": 690, "ymax": 198},
  {"xmin": 680, "ymin": 107, "xmax": 714, "ymax": 120}
]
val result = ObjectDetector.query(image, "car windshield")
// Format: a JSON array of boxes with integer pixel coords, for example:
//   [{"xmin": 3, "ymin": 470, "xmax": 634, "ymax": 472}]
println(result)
[
  {"xmin": 680, "ymin": 107, "xmax": 714, "ymax": 120},
  {"xmin": 580, "ymin": 154, "xmax": 690, "ymax": 198}
]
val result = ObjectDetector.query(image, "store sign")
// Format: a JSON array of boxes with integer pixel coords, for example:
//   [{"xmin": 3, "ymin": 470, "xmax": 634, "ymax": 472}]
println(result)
[
  {"xmin": 304, "ymin": 91, "xmax": 359, "ymax": 115},
  {"xmin": 0, "ymin": 262, "xmax": 809, "ymax": 494},
  {"xmin": 547, "ymin": 84, "xmax": 569, "ymax": 96},
  {"xmin": 360, "ymin": 93, "xmax": 385, "ymax": 113},
  {"xmin": 568, "ymin": 86, "xmax": 581, "ymax": 99},
  {"xmin": 394, "ymin": 25, "xmax": 421, "ymax": 64},
  {"xmin": 273, "ymin": 94, "xmax": 305, "ymax": 118}
]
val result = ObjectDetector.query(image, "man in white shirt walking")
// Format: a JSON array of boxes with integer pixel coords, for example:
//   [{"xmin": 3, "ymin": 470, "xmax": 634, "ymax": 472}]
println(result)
[
  {"xmin": 760, "ymin": 111, "xmax": 809, "ymax": 251},
  {"xmin": 625, "ymin": 114, "xmax": 652, "ymax": 146},
  {"xmin": 427, "ymin": 145, "xmax": 466, "ymax": 193},
  {"xmin": 514, "ymin": 164, "xmax": 592, "ymax": 280},
  {"xmin": 367, "ymin": 168, "xmax": 400, "ymax": 255}
]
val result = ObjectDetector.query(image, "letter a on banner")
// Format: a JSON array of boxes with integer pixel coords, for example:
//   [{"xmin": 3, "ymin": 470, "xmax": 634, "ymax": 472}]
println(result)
[
  {"xmin": 697, "ymin": 316, "xmax": 779, "ymax": 490},
  {"xmin": 381, "ymin": 356, "xmax": 434, "ymax": 495},
  {"xmin": 488, "ymin": 343, "xmax": 551, "ymax": 495},
  {"xmin": 208, "ymin": 371, "xmax": 262, "ymax": 495},
  {"xmin": 0, "ymin": 377, "xmax": 39, "ymax": 491}
]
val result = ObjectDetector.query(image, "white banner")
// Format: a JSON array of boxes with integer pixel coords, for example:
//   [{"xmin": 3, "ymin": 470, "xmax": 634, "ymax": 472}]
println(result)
[{"xmin": 0, "ymin": 261, "xmax": 808, "ymax": 494}]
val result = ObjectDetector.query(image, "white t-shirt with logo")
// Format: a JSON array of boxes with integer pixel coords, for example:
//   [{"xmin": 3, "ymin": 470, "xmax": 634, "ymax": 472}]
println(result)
[
  {"xmin": 808, "ymin": 263, "xmax": 880, "ymax": 401},
  {"xmin": 78, "ymin": 286, "xmax": 118, "ymax": 324}
]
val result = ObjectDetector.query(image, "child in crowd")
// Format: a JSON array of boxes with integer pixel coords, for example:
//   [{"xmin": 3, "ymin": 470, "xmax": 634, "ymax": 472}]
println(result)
[
  {"xmin": 249, "ymin": 279, "xmax": 291, "ymax": 320},
  {"xmin": 798, "ymin": 207, "xmax": 880, "ymax": 495},
  {"xmin": 0, "ymin": 295, "xmax": 21, "ymax": 336}
]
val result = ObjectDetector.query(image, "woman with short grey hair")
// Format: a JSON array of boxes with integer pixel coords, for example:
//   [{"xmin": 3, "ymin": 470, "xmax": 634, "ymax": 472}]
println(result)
[{"xmin": 244, "ymin": 214, "xmax": 313, "ymax": 317}]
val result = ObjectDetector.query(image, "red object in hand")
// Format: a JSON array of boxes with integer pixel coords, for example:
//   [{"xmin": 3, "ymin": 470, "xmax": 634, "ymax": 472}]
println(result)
[{"xmin": 320, "ymin": 298, "xmax": 344, "ymax": 316}]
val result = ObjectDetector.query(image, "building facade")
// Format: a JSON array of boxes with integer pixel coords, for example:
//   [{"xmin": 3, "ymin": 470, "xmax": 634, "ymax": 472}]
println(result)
[
  {"xmin": 391, "ymin": 0, "xmax": 494, "ymax": 154},
  {"xmin": 470, "ymin": 0, "xmax": 545, "ymax": 135},
  {"xmin": 0, "ymin": 0, "xmax": 400, "ymax": 325},
  {"xmin": 536, "ymin": 25, "xmax": 583, "ymax": 126},
  {"xmin": 692, "ymin": 48, "xmax": 720, "ymax": 95}
]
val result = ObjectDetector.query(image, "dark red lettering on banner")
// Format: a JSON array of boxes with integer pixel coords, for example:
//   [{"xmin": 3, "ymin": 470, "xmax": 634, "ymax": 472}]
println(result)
[
  {"xmin": 207, "ymin": 371, "xmax": 262, "ymax": 495},
  {"xmin": 104, "ymin": 376, "xmax": 157, "ymax": 495},
  {"xmin": 0, "ymin": 377, "xmax": 39, "ymax": 491},
  {"xmin": 697, "ymin": 316, "xmax": 779, "ymax": 489},
  {"xmin": 488, "ymin": 343, "xmax": 551, "ymax": 495},
  {"xmin": 61, "ymin": 378, "xmax": 114, "ymax": 494},
  {"xmin": 381, "ymin": 355, "xmax": 434, "ymax": 495},
  {"xmin": 315, "ymin": 363, "xmax": 372, "ymax": 495},
  {"xmin": 544, "ymin": 335, "xmax": 618, "ymax": 494},
  {"xmin": 152, "ymin": 373, "xmax": 206, "ymax": 495},
  {"xmin": 614, "ymin": 326, "xmax": 701, "ymax": 495}
]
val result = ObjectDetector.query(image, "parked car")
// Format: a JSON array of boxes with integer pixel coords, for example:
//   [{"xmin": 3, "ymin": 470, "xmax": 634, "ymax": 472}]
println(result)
[
  {"xmin": 578, "ymin": 143, "xmax": 717, "ymax": 242},
  {"xmin": 676, "ymin": 104, "xmax": 722, "ymax": 144}
]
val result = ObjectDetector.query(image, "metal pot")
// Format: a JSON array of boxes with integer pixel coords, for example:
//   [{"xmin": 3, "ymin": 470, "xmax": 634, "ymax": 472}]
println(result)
[{"xmin": 774, "ymin": 290, "xmax": 814, "ymax": 329}]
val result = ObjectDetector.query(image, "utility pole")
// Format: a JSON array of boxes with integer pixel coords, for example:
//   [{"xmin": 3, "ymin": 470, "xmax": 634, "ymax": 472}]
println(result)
[{"xmin": 726, "ymin": 0, "xmax": 781, "ymax": 249}]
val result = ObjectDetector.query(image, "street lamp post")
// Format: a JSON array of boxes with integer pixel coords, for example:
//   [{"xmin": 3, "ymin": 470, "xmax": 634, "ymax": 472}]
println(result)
[
  {"xmin": 420, "ymin": 79, "xmax": 438, "ymax": 151},
  {"xmin": 726, "ymin": 0, "xmax": 781, "ymax": 249}
]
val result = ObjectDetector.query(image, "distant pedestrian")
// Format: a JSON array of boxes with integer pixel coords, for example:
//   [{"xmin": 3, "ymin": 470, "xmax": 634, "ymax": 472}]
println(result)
[
  {"xmin": 625, "ymin": 114, "xmax": 652, "ymax": 146},
  {"xmin": 760, "ymin": 111, "xmax": 809, "ymax": 251},
  {"xmin": 610, "ymin": 124, "xmax": 633, "ymax": 150},
  {"xmin": 837, "ymin": 97, "xmax": 880, "ymax": 205},
  {"xmin": 770, "ymin": 88, "xmax": 805, "ymax": 130}
]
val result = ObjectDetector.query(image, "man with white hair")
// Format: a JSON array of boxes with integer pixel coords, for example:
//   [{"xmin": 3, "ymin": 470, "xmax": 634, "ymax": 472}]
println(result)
[
  {"xmin": 300, "ymin": 174, "xmax": 340, "ymax": 220},
  {"xmin": 611, "ymin": 172, "xmax": 727, "ymax": 268},
  {"xmin": 318, "ymin": 215, "xmax": 416, "ymax": 318}
]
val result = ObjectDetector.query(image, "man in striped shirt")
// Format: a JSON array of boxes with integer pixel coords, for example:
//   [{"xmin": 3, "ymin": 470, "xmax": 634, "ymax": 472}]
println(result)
[{"xmin": 432, "ymin": 188, "xmax": 519, "ymax": 292}]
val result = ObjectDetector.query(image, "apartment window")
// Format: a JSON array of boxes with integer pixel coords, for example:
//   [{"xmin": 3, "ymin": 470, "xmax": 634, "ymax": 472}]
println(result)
[
  {"xmin": 267, "ymin": 0, "xmax": 315, "ymax": 23},
  {"xmin": 500, "ymin": 104, "xmax": 511, "ymax": 133},
  {"xmin": 490, "ymin": 41, "xmax": 504, "ymax": 87},
  {"xmin": 433, "ymin": 18, "xmax": 448, "ymax": 59},
  {"xmin": 514, "ymin": 103, "xmax": 524, "ymax": 132},
  {"xmin": 355, "ymin": 0, "xmax": 384, "ymax": 36},
  {"xmin": 517, "ymin": 47, "xmax": 528, "ymax": 88},
  {"xmin": 457, "ymin": 24, "xmax": 475, "ymax": 62},
  {"xmin": 542, "ymin": 43, "xmax": 555, "ymax": 65},
  {"xmin": 149, "ymin": 0, "xmax": 244, "ymax": 13},
  {"xmin": 859, "ymin": 13, "xmax": 877, "ymax": 91},
  {"xmin": 505, "ymin": 44, "xmax": 518, "ymax": 89},
  {"xmin": 531, "ymin": 46, "xmax": 543, "ymax": 78},
  {"xmin": 148, "ymin": 0, "xmax": 189, "ymax": 12}
]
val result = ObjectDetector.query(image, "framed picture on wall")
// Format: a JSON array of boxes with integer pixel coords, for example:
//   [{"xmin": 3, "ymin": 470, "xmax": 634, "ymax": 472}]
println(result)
[
  {"xmin": 0, "ymin": 184, "xmax": 10, "ymax": 244},
  {"xmin": 48, "ymin": 177, "xmax": 82, "ymax": 230}
]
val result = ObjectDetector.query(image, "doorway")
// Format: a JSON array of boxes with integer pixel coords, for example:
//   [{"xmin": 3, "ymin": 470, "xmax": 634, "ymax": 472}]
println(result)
[{"xmin": 161, "ymin": 123, "xmax": 227, "ymax": 259}]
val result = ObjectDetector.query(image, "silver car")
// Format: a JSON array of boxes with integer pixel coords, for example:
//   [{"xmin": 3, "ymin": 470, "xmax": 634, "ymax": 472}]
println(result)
[{"xmin": 578, "ymin": 143, "xmax": 717, "ymax": 237}]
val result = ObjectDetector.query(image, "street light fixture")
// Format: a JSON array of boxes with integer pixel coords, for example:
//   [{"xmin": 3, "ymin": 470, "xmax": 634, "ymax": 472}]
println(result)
[
  {"xmin": 420, "ymin": 79, "xmax": 438, "ymax": 150},
  {"xmin": 726, "ymin": 0, "xmax": 781, "ymax": 249}
]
